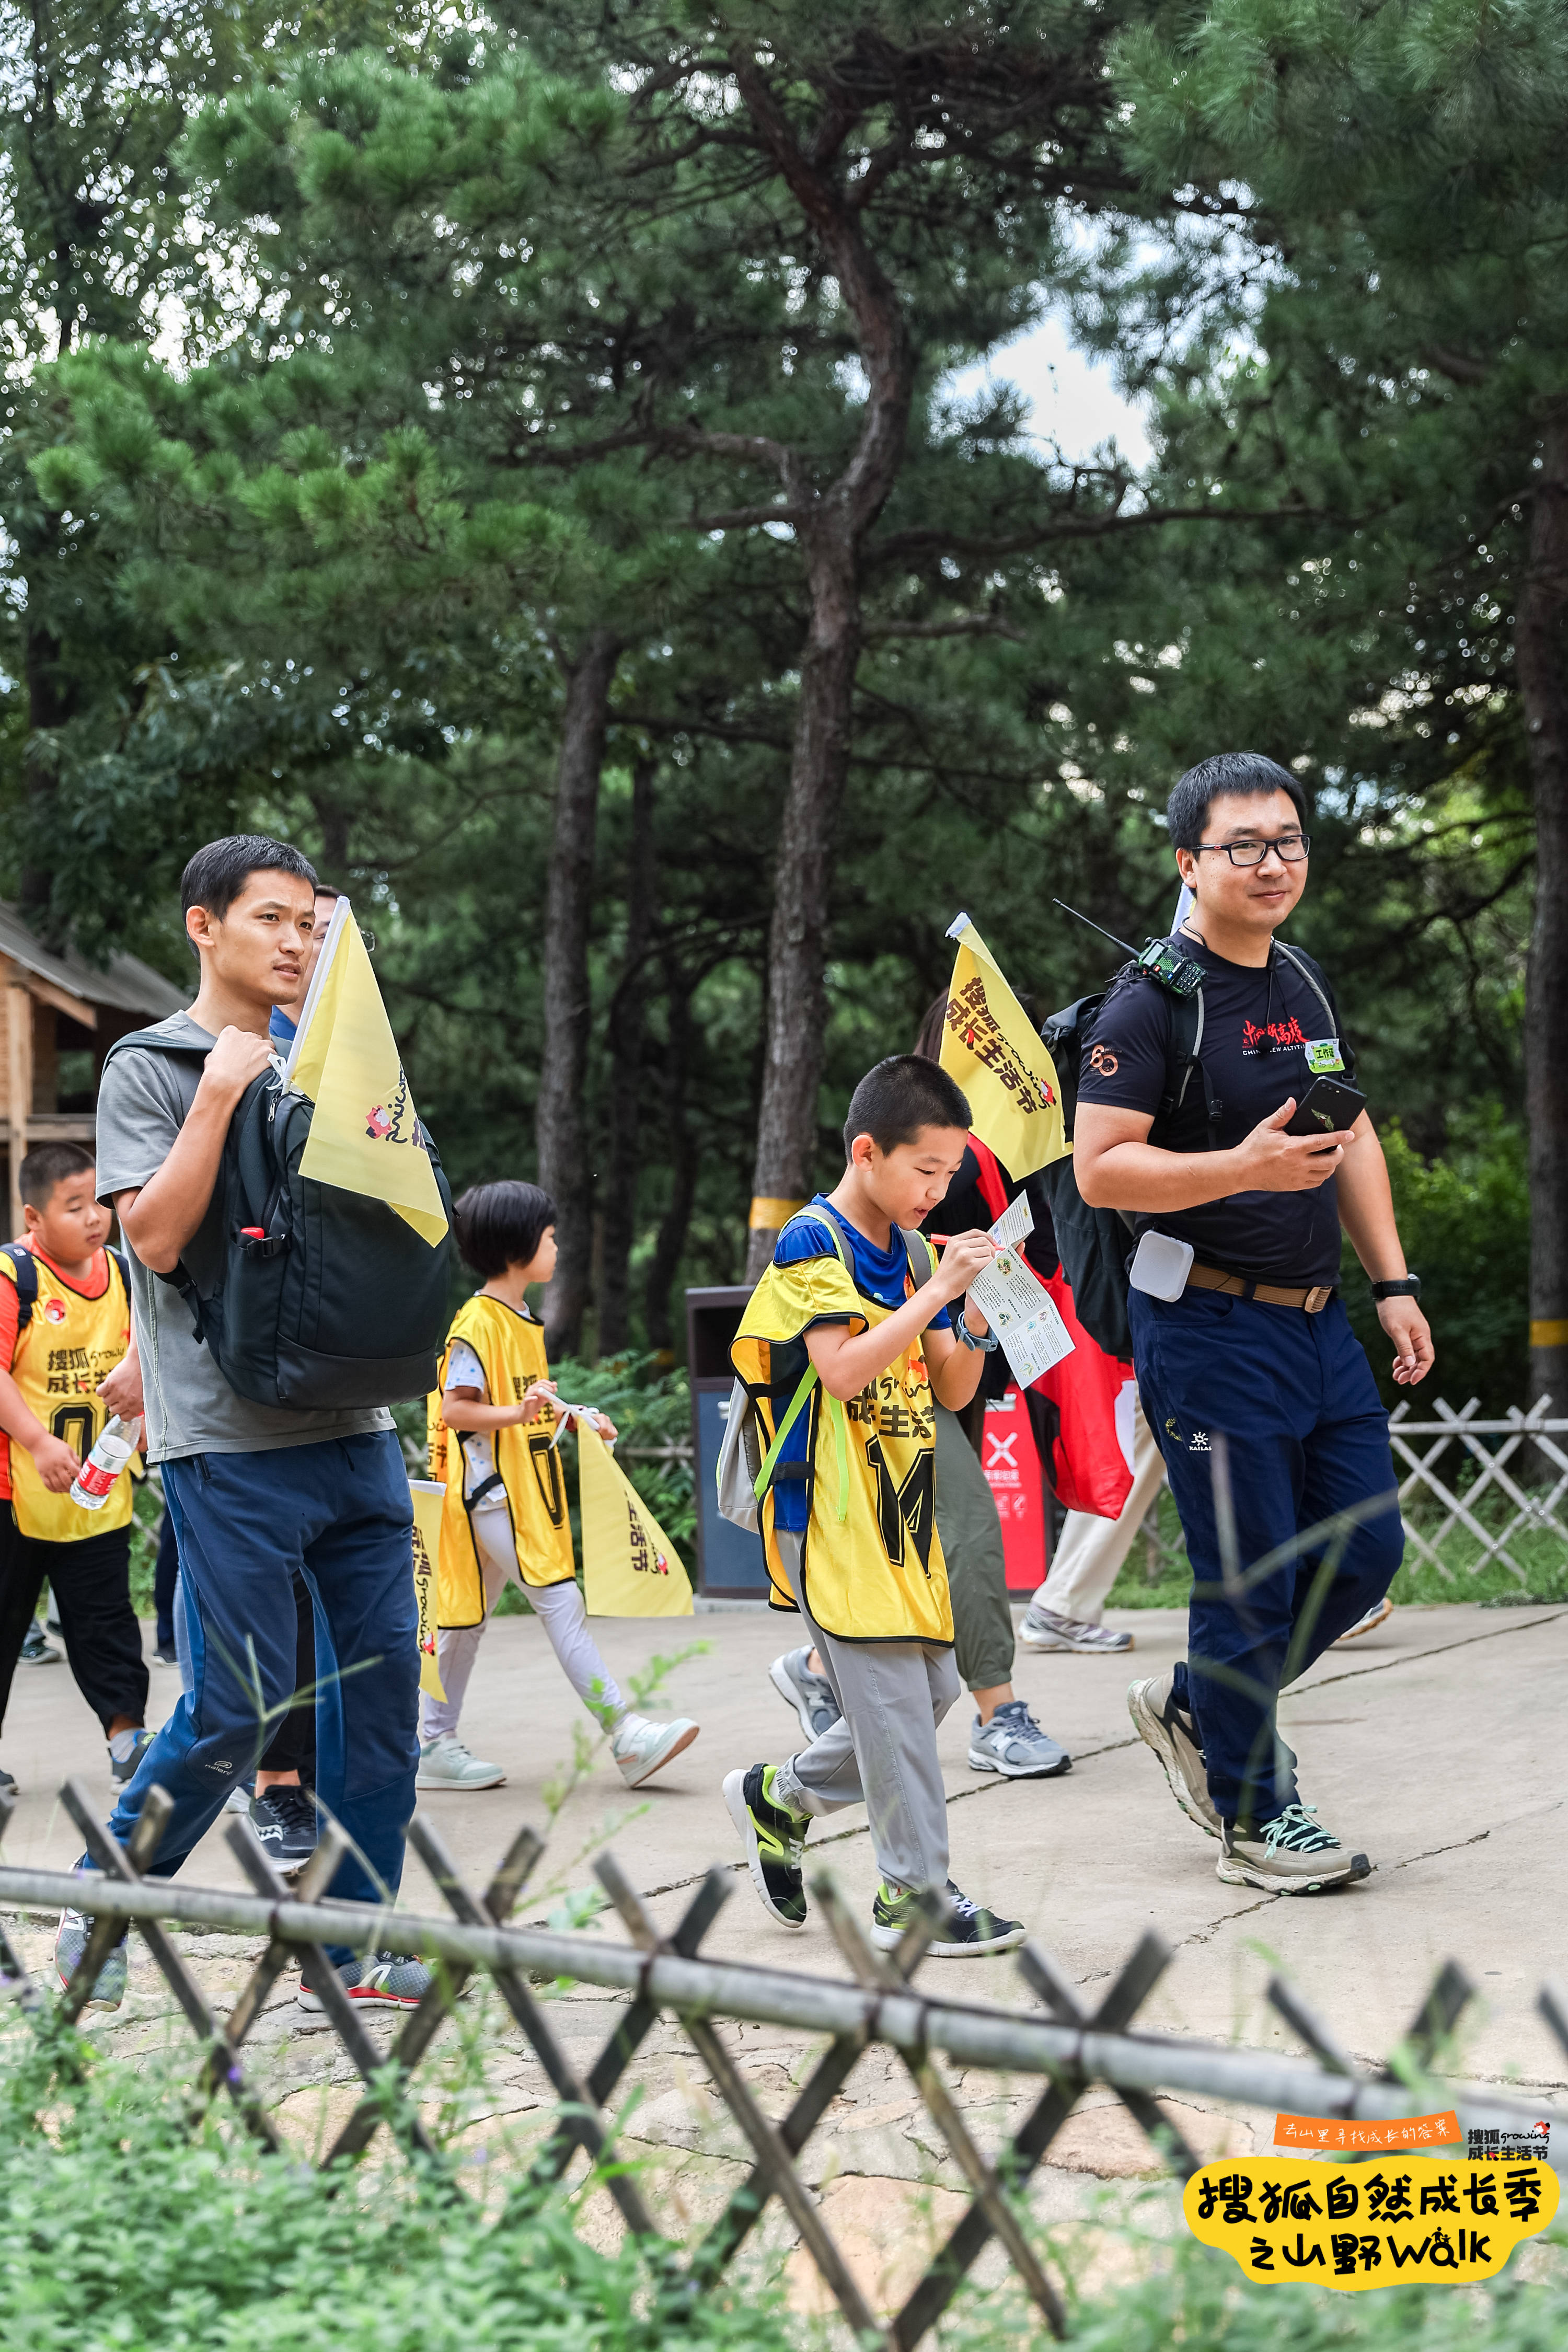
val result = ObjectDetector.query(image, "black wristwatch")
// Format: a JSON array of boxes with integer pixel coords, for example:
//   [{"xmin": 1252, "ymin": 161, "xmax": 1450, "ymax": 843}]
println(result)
[{"xmin": 1370, "ymin": 1276, "xmax": 1421, "ymax": 1301}]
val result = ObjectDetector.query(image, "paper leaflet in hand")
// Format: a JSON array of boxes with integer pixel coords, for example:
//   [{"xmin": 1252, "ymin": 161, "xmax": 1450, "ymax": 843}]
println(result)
[{"xmin": 960, "ymin": 1188, "xmax": 1076, "ymax": 1389}]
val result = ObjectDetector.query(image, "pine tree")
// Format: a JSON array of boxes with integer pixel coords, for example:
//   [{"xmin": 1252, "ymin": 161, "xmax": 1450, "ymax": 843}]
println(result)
[{"xmin": 1113, "ymin": 0, "xmax": 1568, "ymax": 1403}]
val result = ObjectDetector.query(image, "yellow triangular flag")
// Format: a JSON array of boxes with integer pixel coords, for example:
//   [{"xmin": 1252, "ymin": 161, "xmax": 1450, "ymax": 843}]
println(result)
[
  {"xmin": 939, "ymin": 915, "xmax": 1068, "ymax": 1179},
  {"xmin": 287, "ymin": 899, "xmax": 448, "ymax": 1247},
  {"xmin": 577, "ymin": 1421, "xmax": 694, "ymax": 1617},
  {"xmin": 409, "ymin": 1479, "xmax": 447, "ymax": 1700}
]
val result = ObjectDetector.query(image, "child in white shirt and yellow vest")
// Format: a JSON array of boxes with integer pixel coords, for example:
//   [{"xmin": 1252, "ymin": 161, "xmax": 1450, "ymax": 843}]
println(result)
[
  {"xmin": 0, "ymin": 1143, "xmax": 148, "ymax": 1792},
  {"xmin": 724, "ymin": 1056, "xmax": 1027, "ymax": 1956},
  {"xmin": 422, "ymin": 1179, "xmax": 698, "ymax": 1791}
]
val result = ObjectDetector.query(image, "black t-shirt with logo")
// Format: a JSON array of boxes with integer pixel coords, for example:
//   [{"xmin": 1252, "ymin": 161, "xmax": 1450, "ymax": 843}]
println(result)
[{"xmin": 1075, "ymin": 935, "xmax": 1351, "ymax": 1287}]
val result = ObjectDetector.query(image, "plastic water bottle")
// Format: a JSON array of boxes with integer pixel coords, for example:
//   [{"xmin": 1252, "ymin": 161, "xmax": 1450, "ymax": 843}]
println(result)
[{"xmin": 69, "ymin": 1415, "xmax": 139, "ymax": 1511}]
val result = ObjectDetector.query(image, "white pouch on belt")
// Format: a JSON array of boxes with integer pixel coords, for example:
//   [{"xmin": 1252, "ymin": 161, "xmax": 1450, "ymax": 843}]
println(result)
[{"xmin": 1128, "ymin": 1230, "xmax": 1196, "ymax": 1301}]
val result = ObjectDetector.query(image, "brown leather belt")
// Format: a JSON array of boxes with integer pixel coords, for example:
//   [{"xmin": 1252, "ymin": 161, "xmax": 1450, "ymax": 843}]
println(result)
[{"xmin": 1186, "ymin": 1261, "xmax": 1337, "ymax": 1314}]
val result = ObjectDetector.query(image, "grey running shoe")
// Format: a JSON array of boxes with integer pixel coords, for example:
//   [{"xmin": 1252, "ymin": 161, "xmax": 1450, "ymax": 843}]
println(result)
[
  {"xmin": 298, "ymin": 1952, "xmax": 434, "ymax": 2010},
  {"xmin": 250, "ymin": 1785, "xmax": 318, "ymax": 1877},
  {"xmin": 1127, "ymin": 1668, "xmax": 1221, "ymax": 1838},
  {"xmin": 54, "ymin": 1907, "xmax": 128, "ymax": 2009},
  {"xmin": 0, "ymin": 1762, "xmax": 15, "ymax": 1794},
  {"xmin": 1333, "ymin": 1595, "xmax": 1393, "ymax": 1644},
  {"xmin": 1019, "ymin": 1606, "xmax": 1134, "ymax": 1655},
  {"xmin": 871, "ymin": 1878, "xmax": 1024, "ymax": 1957},
  {"xmin": 108, "ymin": 1728, "xmax": 154, "ymax": 1787},
  {"xmin": 19, "ymin": 1620, "xmax": 60, "ymax": 1665},
  {"xmin": 967, "ymin": 1699, "xmax": 1071, "ymax": 1779},
  {"xmin": 1216, "ymin": 1804, "xmax": 1370, "ymax": 1895},
  {"xmin": 769, "ymin": 1646, "xmax": 843, "ymax": 1741},
  {"xmin": 416, "ymin": 1733, "xmax": 506, "ymax": 1791}
]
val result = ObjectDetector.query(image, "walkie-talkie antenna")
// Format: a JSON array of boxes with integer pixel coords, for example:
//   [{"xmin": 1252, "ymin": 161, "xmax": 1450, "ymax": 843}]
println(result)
[{"xmin": 1052, "ymin": 900, "xmax": 1138, "ymax": 958}]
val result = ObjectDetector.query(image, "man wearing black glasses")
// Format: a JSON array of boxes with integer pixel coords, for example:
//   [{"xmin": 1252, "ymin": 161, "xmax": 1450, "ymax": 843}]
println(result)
[{"xmin": 1073, "ymin": 751, "xmax": 1432, "ymax": 1896}]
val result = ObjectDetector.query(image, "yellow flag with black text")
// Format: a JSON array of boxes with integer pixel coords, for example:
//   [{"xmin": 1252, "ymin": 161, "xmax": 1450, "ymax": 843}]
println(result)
[
  {"xmin": 940, "ymin": 914, "xmax": 1067, "ymax": 1179},
  {"xmin": 408, "ymin": 1479, "xmax": 446, "ymax": 1700},
  {"xmin": 285, "ymin": 898, "xmax": 448, "ymax": 1248},
  {"xmin": 578, "ymin": 1422, "xmax": 694, "ymax": 1618}
]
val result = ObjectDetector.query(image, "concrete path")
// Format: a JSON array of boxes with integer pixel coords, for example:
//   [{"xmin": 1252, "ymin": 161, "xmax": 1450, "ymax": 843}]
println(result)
[{"xmin": 4, "ymin": 1595, "xmax": 1561, "ymax": 2092}]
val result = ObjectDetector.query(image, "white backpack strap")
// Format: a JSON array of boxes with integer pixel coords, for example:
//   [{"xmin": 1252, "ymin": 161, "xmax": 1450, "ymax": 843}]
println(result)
[{"xmin": 1273, "ymin": 941, "xmax": 1336, "ymax": 1033}]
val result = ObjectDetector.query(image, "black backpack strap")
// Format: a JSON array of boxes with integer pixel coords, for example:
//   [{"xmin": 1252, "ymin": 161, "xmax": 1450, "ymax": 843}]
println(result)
[
  {"xmin": 106, "ymin": 1244, "xmax": 132, "ymax": 1311},
  {"xmin": 1152, "ymin": 983, "xmax": 1224, "ymax": 1149},
  {"xmin": 101, "ymin": 1024, "xmax": 210, "ymax": 1074},
  {"xmin": 0, "ymin": 1243, "xmax": 39, "ymax": 1336}
]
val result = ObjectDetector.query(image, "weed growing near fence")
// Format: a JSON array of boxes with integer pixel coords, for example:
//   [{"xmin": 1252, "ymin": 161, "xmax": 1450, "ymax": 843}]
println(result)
[{"xmin": 0, "ymin": 2021, "xmax": 788, "ymax": 2352}]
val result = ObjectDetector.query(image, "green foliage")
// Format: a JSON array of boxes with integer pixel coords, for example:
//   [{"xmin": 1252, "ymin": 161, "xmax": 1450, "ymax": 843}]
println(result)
[
  {"xmin": 1340, "ymin": 1113, "xmax": 1530, "ymax": 1414},
  {"xmin": 0, "ymin": 2024, "xmax": 788, "ymax": 2352}
]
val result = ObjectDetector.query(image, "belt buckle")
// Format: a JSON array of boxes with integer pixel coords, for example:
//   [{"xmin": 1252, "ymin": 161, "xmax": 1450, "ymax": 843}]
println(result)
[{"xmin": 1303, "ymin": 1285, "xmax": 1331, "ymax": 1314}]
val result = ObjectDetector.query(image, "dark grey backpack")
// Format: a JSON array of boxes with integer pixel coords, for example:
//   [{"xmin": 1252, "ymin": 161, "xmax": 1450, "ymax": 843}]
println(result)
[{"xmin": 106, "ymin": 1029, "xmax": 453, "ymax": 1411}]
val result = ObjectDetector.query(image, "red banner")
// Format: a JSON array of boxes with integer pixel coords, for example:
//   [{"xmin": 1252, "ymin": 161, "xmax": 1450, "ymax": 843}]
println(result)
[{"xmin": 982, "ymin": 1387, "xmax": 1048, "ymax": 1592}]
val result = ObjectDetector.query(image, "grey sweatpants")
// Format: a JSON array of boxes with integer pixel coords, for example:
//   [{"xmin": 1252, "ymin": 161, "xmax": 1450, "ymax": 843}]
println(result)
[
  {"xmin": 418, "ymin": 1498, "xmax": 624, "ymax": 1742},
  {"xmin": 934, "ymin": 1404, "xmax": 1016, "ymax": 1693},
  {"xmin": 770, "ymin": 1529, "xmax": 960, "ymax": 1894}
]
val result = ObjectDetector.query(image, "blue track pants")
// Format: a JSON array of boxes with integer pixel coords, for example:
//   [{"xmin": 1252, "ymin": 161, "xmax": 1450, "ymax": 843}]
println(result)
[
  {"xmin": 1130, "ymin": 1288, "xmax": 1403, "ymax": 1826},
  {"xmin": 96, "ymin": 1432, "xmax": 417, "ymax": 1959}
]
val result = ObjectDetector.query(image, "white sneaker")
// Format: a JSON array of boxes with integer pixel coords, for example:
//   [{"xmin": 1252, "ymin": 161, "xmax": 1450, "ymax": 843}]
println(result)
[
  {"xmin": 610, "ymin": 1712, "xmax": 699, "ymax": 1788},
  {"xmin": 1333, "ymin": 1595, "xmax": 1393, "ymax": 1644},
  {"xmin": 415, "ymin": 1734, "xmax": 506, "ymax": 1791},
  {"xmin": 1019, "ymin": 1606, "xmax": 1133, "ymax": 1655}
]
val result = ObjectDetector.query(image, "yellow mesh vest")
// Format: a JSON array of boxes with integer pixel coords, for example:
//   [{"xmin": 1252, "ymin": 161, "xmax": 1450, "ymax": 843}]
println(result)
[
  {"xmin": 731, "ymin": 1215, "xmax": 953, "ymax": 1646},
  {"xmin": 2, "ymin": 1247, "xmax": 135, "ymax": 1541},
  {"xmin": 426, "ymin": 1294, "xmax": 575, "ymax": 1627}
]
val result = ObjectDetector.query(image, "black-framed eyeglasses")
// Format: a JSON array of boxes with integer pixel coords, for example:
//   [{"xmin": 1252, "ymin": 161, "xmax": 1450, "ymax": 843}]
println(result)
[{"xmin": 1193, "ymin": 833, "xmax": 1311, "ymax": 869}]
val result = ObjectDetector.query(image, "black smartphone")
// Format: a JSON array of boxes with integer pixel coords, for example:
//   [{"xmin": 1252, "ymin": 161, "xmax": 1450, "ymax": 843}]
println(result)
[{"xmin": 1284, "ymin": 1076, "xmax": 1368, "ymax": 1146}]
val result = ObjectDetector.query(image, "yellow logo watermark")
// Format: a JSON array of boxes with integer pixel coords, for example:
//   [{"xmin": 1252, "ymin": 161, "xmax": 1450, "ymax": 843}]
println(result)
[{"xmin": 1184, "ymin": 2153, "xmax": 1557, "ymax": 2288}]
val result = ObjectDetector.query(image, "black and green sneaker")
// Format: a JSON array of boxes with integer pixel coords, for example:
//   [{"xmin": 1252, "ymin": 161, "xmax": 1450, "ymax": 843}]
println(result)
[
  {"xmin": 871, "ymin": 1877, "xmax": 1025, "ymax": 1958},
  {"xmin": 723, "ymin": 1763, "xmax": 810, "ymax": 1929}
]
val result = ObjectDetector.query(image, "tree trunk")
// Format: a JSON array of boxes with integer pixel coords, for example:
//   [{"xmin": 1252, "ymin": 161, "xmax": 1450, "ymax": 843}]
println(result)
[
  {"xmin": 644, "ymin": 946, "xmax": 698, "ymax": 1359},
  {"xmin": 597, "ymin": 754, "xmax": 656, "ymax": 1358},
  {"xmin": 744, "ymin": 526, "xmax": 861, "ymax": 1278},
  {"xmin": 537, "ymin": 626, "xmax": 621, "ymax": 1357},
  {"xmin": 728, "ymin": 56, "xmax": 915, "ymax": 1282},
  {"xmin": 1517, "ymin": 415, "xmax": 1568, "ymax": 1420}
]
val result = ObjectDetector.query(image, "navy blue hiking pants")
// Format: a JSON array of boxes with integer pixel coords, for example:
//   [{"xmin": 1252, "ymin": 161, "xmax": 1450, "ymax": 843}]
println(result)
[
  {"xmin": 97, "ymin": 1432, "xmax": 417, "ymax": 1959},
  {"xmin": 1129, "ymin": 1288, "xmax": 1402, "ymax": 1826}
]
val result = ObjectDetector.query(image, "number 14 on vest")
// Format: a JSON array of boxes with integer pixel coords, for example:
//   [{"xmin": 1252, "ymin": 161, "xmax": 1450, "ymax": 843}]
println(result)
[{"xmin": 962, "ymin": 1193, "xmax": 1076, "ymax": 1388}]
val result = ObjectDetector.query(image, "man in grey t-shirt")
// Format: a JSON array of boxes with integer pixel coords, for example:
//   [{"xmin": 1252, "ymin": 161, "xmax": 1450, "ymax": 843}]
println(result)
[
  {"xmin": 55, "ymin": 836, "xmax": 429, "ymax": 2016},
  {"xmin": 96, "ymin": 1004, "xmax": 394, "ymax": 1463}
]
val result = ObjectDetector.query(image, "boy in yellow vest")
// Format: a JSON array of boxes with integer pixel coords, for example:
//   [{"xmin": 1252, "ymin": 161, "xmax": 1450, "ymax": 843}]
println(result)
[
  {"xmin": 724, "ymin": 1056, "xmax": 1025, "ymax": 1955},
  {"xmin": 0, "ymin": 1144, "xmax": 148, "ymax": 1792},
  {"xmin": 423, "ymin": 1179, "xmax": 699, "ymax": 1790}
]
